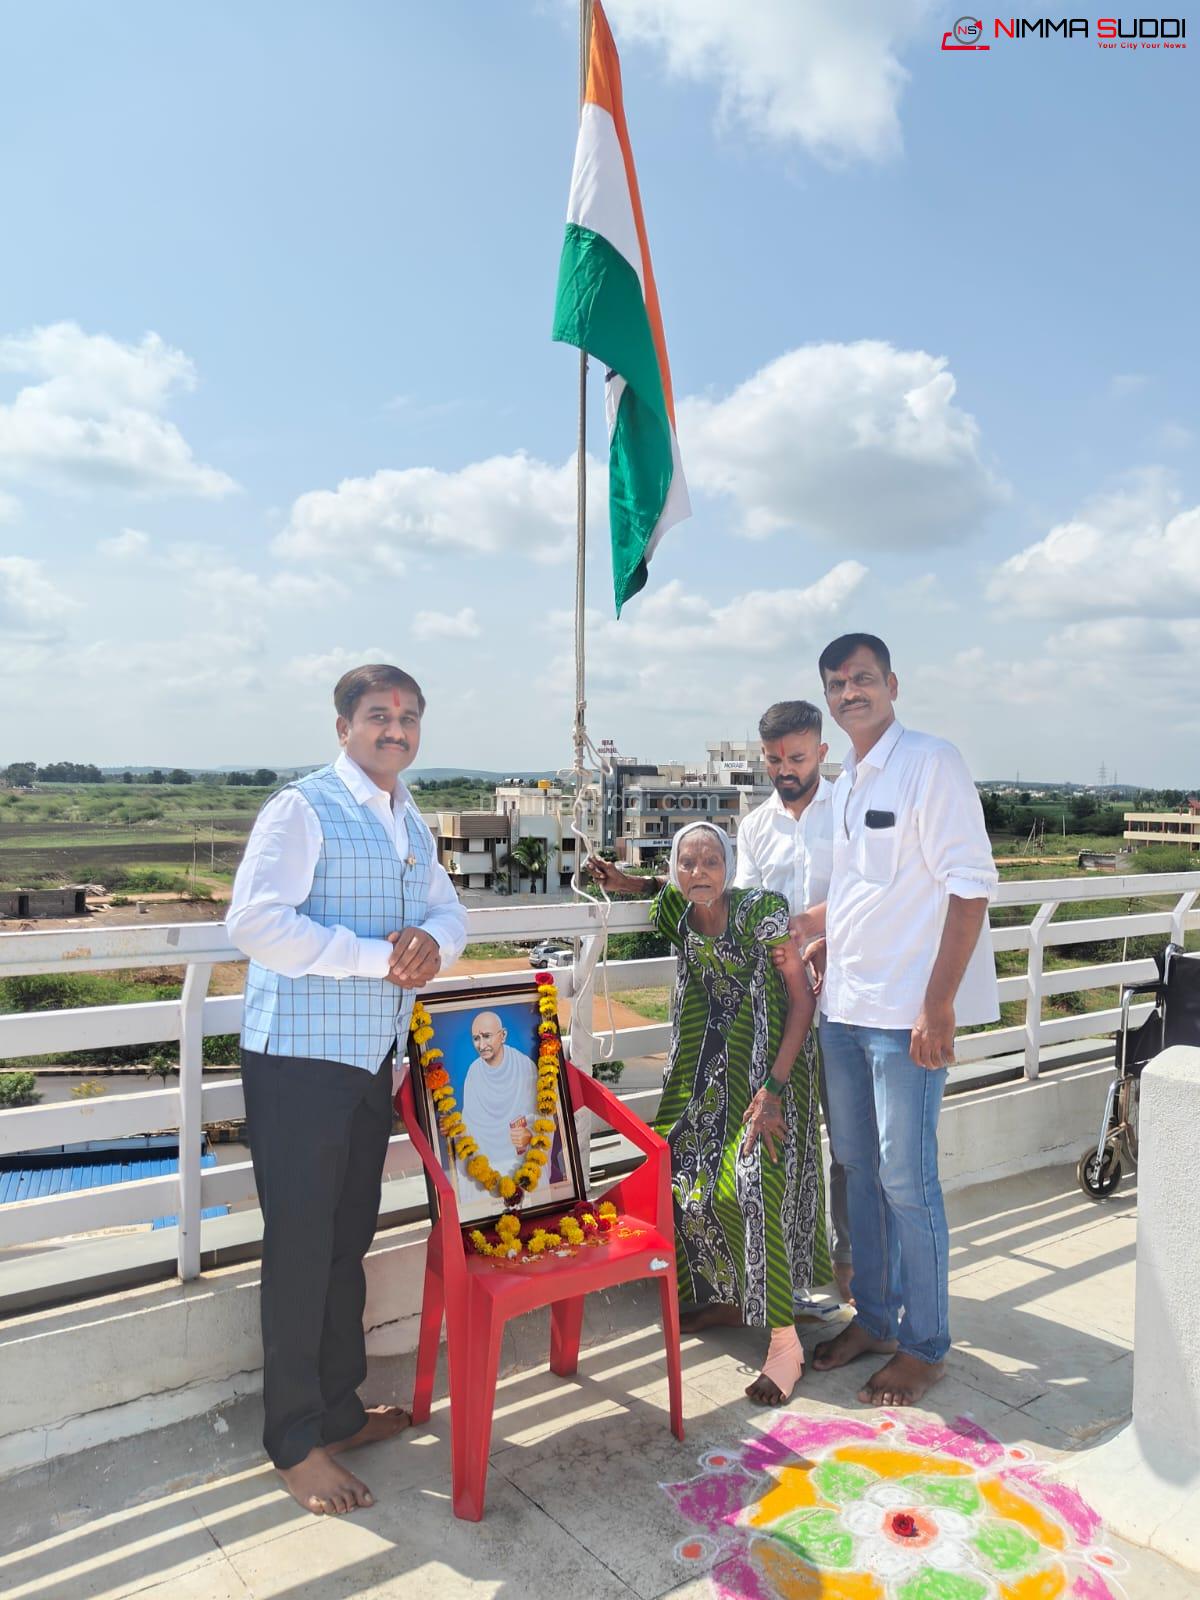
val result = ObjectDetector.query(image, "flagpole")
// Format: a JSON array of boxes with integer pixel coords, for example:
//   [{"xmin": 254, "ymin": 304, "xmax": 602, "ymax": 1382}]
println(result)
[{"xmin": 572, "ymin": 0, "xmax": 593, "ymax": 794}]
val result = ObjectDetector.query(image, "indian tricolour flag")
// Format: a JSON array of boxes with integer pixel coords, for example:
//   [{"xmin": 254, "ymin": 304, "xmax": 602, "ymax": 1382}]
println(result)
[{"xmin": 552, "ymin": 0, "xmax": 690, "ymax": 615}]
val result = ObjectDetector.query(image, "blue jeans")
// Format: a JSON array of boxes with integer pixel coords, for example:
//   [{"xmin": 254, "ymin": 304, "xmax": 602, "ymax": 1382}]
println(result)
[{"xmin": 819, "ymin": 1021, "xmax": 950, "ymax": 1364}]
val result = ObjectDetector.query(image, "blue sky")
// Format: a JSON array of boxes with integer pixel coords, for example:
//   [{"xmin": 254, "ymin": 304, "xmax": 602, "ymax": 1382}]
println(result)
[{"xmin": 1, "ymin": 1, "xmax": 1196, "ymax": 782}]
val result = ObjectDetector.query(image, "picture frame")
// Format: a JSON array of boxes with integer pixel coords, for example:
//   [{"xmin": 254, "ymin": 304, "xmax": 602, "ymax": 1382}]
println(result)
[{"xmin": 407, "ymin": 979, "xmax": 587, "ymax": 1230}]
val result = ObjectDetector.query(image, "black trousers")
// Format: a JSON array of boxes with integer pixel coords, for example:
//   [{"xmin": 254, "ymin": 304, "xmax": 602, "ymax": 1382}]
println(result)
[{"xmin": 241, "ymin": 1046, "xmax": 394, "ymax": 1469}]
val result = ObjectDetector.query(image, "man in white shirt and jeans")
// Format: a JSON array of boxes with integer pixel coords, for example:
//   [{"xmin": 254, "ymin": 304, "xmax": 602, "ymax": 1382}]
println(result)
[
  {"xmin": 227, "ymin": 664, "xmax": 467, "ymax": 1515},
  {"xmin": 733, "ymin": 699, "xmax": 851, "ymax": 1304},
  {"xmin": 807, "ymin": 633, "xmax": 998, "ymax": 1406}
]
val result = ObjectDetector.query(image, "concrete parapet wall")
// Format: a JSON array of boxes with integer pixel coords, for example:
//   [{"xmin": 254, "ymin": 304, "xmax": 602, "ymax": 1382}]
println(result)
[
  {"xmin": 1058, "ymin": 1045, "xmax": 1200, "ymax": 1573},
  {"xmin": 0, "ymin": 1061, "xmax": 1113, "ymax": 1480}
]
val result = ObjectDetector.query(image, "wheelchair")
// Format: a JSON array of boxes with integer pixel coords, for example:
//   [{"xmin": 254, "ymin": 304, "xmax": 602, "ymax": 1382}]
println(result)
[{"xmin": 1078, "ymin": 941, "xmax": 1200, "ymax": 1198}]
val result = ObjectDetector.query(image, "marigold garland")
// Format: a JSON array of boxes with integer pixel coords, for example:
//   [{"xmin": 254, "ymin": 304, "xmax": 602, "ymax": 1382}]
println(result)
[
  {"xmin": 465, "ymin": 1200, "xmax": 622, "ymax": 1259},
  {"xmin": 413, "ymin": 971, "xmax": 563, "ymax": 1208}
]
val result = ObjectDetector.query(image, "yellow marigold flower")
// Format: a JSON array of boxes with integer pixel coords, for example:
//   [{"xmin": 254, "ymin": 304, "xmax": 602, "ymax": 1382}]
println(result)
[
  {"xmin": 455, "ymin": 1138, "xmax": 477, "ymax": 1159},
  {"xmin": 466, "ymin": 1156, "xmax": 489, "ymax": 1181},
  {"xmin": 423, "ymin": 1047, "xmax": 444, "ymax": 1061},
  {"xmin": 412, "ymin": 1026, "xmax": 434, "ymax": 1045},
  {"xmin": 533, "ymin": 1117, "xmax": 556, "ymax": 1133},
  {"xmin": 581, "ymin": 1213, "xmax": 597, "ymax": 1227},
  {"xmin": 496, "ymin": 1213, "xmax": 520, "ymax": 1237},
  {"xmin": 469, "ymin": 1229, "xmax": 488, "ymax": 1252},
  {"xmin": 498, "ymin": 1177, "xmax": 517, "ymax": 1200},
  {"xmin": 597, "ymin": 1201, "xmax": 617, "ymax": 1219},
  {"xmin": 543, "ymin": 1233, "xmax": 562, "ymax": 1247}
]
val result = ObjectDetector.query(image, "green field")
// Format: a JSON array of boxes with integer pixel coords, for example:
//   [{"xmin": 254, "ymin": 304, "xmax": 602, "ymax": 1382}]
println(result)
[{"xmin": 0, "ymin": 779, "xmax": 495, "ymax": 889}]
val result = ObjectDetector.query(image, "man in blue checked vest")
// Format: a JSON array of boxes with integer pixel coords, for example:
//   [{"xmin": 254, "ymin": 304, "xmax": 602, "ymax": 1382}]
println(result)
[{"xmin": 228, "ymin": 663, "xmax": 467, "ymax": 1517}]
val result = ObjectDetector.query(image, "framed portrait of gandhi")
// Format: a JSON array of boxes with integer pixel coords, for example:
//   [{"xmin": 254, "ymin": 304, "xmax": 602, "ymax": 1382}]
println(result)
[{"xmin": 408, "ymin": 980, "xmax": 587, "ymax": 1229}]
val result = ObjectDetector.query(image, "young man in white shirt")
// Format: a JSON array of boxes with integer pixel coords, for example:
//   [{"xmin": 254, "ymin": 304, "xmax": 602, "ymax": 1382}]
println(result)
[
  {"xmin": 807, "ymin": 634, "xmax": 998, "ymax": 1407},
  {"xmin": 227, "ymin": 664, "xmax": 467, "ymax": 1515},
  {"xmin": 733, "ymin": 700, "xmax": 851, "ymax": 1305}
]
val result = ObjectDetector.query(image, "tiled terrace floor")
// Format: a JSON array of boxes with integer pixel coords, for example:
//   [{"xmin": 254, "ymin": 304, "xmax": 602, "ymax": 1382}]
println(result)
[{"xmin": 3, "ymin": 1164, "xmax": 1198, "ymax": 1599}]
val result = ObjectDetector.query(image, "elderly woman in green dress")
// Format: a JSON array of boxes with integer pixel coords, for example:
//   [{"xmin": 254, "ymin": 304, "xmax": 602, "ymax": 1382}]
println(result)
[{"xmin": 590, "ymin": 821, "xmax": 829, "ymax": 1404}]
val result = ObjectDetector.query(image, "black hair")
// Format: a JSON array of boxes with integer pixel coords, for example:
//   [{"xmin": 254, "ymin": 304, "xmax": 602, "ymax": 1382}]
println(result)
[
  {"xmin": 757, "ymin": 700, "xmax": 822, "ymax": 741},
  {"xmin": 333, "ymin": 664, "xmax": 426, "ymax": 719},
  {"xmin": 817, "ymin": 633, "xmax": 892, "ymax": 683}
]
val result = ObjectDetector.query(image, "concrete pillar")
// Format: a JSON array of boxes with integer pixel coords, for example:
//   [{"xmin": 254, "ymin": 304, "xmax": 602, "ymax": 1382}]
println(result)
[{"xmin": 1057, "ymin": 1045, "xmax": 1200, "ymax": 1572}]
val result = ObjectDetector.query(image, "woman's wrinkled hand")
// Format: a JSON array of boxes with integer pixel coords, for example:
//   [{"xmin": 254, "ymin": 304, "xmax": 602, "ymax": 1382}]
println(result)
[{"xmin": 741, "ymin": 1087, "xmax": 785, "ymax": 1161}]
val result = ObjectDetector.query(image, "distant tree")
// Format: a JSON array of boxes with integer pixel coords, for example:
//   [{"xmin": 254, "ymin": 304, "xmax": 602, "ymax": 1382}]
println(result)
[
  {"xmin": 166, "ymin": 769, "xmax": 194, "ymax": 785},
  {"xmin": 1069, "ymin": 793, "xmax": 1097, "ymax": 823},
  {"xmin": 4, "ymin": 762, "xmax": 37, "ymax": 787},
  {"xmin": 37, "ymin": 761, "xmax": 104, "ymax": 783},
  {"xmin": 511, "ymin": 836, "xmax": 550, "ymax": 895},
  {"xmin": 252, "ymin": 768, "xmax": 278, "ymax": 786},
  {"xmin": 980, "ymin": 792, "xmax": 1009, "ymax": 832},
  {"xmin": 146, "ymin": 769, "xmax": 166, "ymax": 785},
  {"xmin": 1018, "ymin": 791, "xmax": 1031, "ymax": 805},
  {"xmin": 121, "ymin": 771, "xmax": 134, "ymax": 784}
]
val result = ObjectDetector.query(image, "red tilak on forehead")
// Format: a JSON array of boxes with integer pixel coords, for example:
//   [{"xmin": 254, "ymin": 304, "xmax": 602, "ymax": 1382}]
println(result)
[{"xmin": 393, "ymin": 689, "xmax": 401, "ymax": 706}]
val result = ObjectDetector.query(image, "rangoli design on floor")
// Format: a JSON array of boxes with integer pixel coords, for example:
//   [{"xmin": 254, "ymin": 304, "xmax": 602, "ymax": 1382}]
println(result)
[{"xmin": 661, "ymin": 1413, "xmax": 1127, "ymax": 1599}]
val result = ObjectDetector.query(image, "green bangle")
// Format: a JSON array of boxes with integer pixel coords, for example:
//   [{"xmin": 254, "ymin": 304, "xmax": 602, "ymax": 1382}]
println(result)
[{"xmin": 763, "ymin": 1076, "xmax": 786, "ymax": 1097}]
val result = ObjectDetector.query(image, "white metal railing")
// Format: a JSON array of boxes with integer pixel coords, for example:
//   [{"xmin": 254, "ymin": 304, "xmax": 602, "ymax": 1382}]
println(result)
[{"xmin": 1, "ymin": 873, "xmax": 1197, "ymax": 1283}]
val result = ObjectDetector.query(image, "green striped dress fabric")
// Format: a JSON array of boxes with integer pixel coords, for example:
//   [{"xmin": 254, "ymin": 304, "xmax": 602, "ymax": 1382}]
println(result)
[{"xmin": 651, "ymin": 885, "xmax": 831, "ymax": 1329}]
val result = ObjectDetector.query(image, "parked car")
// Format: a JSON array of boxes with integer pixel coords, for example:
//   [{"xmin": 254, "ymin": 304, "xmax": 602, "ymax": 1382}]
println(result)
[{"xmin": 528, "ymin": 940, "xmax": 572, "ymax": 969}]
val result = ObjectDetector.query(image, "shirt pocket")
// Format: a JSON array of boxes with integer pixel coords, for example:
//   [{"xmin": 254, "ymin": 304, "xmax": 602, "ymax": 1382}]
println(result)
[{"xmin": 857, "ymin": 823, "xmax": 898, "ymax": 885}]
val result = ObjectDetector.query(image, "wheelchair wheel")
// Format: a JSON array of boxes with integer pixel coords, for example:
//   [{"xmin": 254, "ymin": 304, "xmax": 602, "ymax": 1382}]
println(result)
[
  {"xmin": 1119, "ymin": 1077, "xmax": 1140, "ymax": 1165},
  {"xmin": 1077, "ymin": 1145, "xmax": 1122, "ymax": 1199}
]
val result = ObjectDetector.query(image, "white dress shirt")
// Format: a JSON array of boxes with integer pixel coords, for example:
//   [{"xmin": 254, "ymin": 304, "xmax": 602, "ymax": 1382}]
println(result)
[
  {"xmin": 733, "ymin": 777, "xmax": 834, "ymax": 916},
  {"xmin": 821, "ymin": 721, "xmax": 999, "ymax": 1031},
  {"xmin": 226, "ymin": 752, "xmax": 468, "ymax": 980}
]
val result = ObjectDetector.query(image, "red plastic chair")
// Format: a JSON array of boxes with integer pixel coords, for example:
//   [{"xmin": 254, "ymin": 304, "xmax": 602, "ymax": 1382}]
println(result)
[{"xmin": 398, "ymin": 1061, "xmax": 684, "ymax": 1520}]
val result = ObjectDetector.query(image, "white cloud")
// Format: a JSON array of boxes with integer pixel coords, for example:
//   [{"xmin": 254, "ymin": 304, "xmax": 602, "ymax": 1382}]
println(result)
[
  {"xmin": 546, "ymin": 562, "xmax": 867, "ymax": 719},
  {"xmin": 0, "ymin": 322, "xmax": 236, "ymax": 498},
  {"xmin": 896, "ymin": 572, "xmax": 957, "ymax": 615},
  {"xmin": 98, "ymin": 527, "xmax": 151, "ymax": 559},
  {"xmin": 75, "ymin": 630, "xmax": 265, "ymax": 698},
  {"xmin": 596, "ymin": 562, "xmax": 867, "ymax": 658},
  {"xmin": 413, "ymin": 606, "xmax": 481, "ymax": 640},
  {"xmin": 1109, "ymin": 372, "xmax": 1149, "ymax": 399},
  {"xmin": 144, "ymin": 543, "xmax": 342, "ymax": 621},
  {"xmin": 276, "ymin": 452, "xmax": 585, "ymax": 573},
  {"xmin": 680, "ymin": 342, "xmax": 1003, "ymax": 547},
  {"xmin": 284, "ymin": 645, "xmax": 394, "ymax": 686},
  {"xmin": 603, "ymin": 0, "xmax": 929, "ymax": 163},
  {"xmin": 1157, "ymin": 421, "xmax": 1193, "ymax": 452},
  {"xmin": 0, "ymin": 555, "xmax": 80, "ymax": 637},
  {"xmin": 987, "ymin": 471, "xmax": 1200, "ymax": 619}
]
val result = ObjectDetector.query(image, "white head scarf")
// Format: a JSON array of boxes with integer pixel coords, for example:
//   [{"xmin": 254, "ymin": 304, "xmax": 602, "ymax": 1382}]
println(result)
[{"xmin": 667, "ymin": 820, "xmax": 736, "ymax": 895}]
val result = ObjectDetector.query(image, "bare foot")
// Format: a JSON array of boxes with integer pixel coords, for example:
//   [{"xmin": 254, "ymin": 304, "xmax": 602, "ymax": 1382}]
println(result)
[
  {"xmin": 746, "ymin": 1371, "xmax": 787, "ymax": 1406},
  {"xmin": 834, "ymin": 1262, "xmax": 855, "ymax": 1304},
  {"xmin": 811, "ymin": 1320, "xmax": 897, "ymax": 1373},
  {"xmin": 679, "ymin": 1303, "xmax": 742, "ymax": 1335},
  {"xmin": 747, "ymin": 1327, "xmax": 805, "ymax": 1407},
  {"xmin": 326, "ymin": 1405, "xmax": 411, "ymax": 1455},
  {"xmin": 858, "ymin": 1352, "xmax": 945, "ymax": 1406},
  {"xmin": 278, "ymin": 1446, "xmax": 374, "ymax": 1515}
]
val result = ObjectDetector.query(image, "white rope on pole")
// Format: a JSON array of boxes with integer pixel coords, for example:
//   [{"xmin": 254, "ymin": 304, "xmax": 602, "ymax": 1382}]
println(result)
[{"xmin": 566, "ymin": 0, "xmax": 618, "ymax": 1064}]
